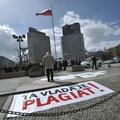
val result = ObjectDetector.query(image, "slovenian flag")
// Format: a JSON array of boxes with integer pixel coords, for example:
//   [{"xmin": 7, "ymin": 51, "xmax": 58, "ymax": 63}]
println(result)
[{"xmin": 36, "ymin": 9, "xmax": 52, "ymax": 16}]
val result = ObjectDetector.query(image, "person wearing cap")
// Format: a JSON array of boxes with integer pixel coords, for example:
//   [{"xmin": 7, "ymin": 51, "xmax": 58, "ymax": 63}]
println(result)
[{"xmin": 42, "ymin": 52, "xmax": 55, "ymax": 82}]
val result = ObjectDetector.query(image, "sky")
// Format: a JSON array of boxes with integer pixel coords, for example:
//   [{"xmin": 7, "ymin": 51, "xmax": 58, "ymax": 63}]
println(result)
[{"xmin": 0, "ymin": 0, "xmax": 120, "ymax": 60}]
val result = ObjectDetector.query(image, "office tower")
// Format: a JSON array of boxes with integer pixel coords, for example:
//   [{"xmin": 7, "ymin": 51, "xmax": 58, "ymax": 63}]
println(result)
[
  {"xmin": 62, "ymin": 23, "xmax": 85, "ymax": 60},
  {"xmin": 27, "ymin": 27, "xmax": 51, "ymax": 63}
]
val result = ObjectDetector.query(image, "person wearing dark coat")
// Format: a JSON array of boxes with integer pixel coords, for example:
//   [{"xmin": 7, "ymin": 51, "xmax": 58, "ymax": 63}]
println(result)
[{"xmin": 91, "ymin": 56, "xmax": 97, "ymax": 70}]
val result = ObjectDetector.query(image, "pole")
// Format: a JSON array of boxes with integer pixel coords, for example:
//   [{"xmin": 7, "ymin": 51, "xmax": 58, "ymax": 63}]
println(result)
[
  {"xmin": 18, "ymin": 39, "xmax": 22, "ymax": 66},
  {"xmin": 51, "ymin": 1, "xmax": 57, "ymax": 59}
]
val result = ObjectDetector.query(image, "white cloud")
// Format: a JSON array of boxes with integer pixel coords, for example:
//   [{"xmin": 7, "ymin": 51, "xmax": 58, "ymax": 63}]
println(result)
[
  {"xmin": 60, "ymin": 11, "xmax": 81, "ymax": 25},
  {"xmin": 40, "ymin": 11, "xmax": 120, "ymax": 57},
  {"xmin": 41, "ymin": 27, "xmax": 62, "ymax": 58},
  {"xmin": 60, "ymin": 11, "xmax": 120, "ymax": 51},
  {"xmin": 1, "ymin": 11, "xmax": 120, "ymax": 60},
  {"xmin": 0, "ymin": 25, "xmax": 27, "ymax": 61},
  {"xmin": 0, "ymin": 25, "xmax": 16, "ymax": 60}
]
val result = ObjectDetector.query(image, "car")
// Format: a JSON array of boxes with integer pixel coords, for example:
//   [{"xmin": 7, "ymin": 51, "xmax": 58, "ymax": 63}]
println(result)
[
  {"xmin": 103, "ymin": 58, "xmax": 119, "ymax": 64},
  {"xmin": 113, "ymin": 57, "xmax": 120, "ymax": 63},
  {"xmin": 103, "ymin": 60, "xmax": 113, "ymax": 64},
  {"xmin": 81, "ymin": 58, "xmax": 102, "ymax": 68}
]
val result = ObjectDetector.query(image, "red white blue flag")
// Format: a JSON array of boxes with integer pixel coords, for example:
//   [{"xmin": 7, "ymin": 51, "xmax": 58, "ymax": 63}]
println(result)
[{"xmin": 36, "ymin": 9, "xmax": 52, "ymax": 16}]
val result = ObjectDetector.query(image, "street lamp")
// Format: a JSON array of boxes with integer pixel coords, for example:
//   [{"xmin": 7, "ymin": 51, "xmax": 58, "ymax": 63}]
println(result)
[
  {"xmin": 21, "ymin": 47, "xmax": 28, "ymax": 63},
  {"xmin": 12, "ymin": 34, "xmax": 25, "ymax": 65}
]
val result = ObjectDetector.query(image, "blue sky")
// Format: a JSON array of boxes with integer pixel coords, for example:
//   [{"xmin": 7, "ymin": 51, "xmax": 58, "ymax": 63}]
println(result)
[{"xmin": 0, "ymin": 0, "xmax": 120, "ymax": 60}]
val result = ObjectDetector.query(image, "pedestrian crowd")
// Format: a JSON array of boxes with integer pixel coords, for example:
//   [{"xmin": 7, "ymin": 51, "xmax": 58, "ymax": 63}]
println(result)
[
  {"xmin": 0, "ymin": 51, "xmax": 100, "ymax": 82},
  {"xmin": 42, "ymin": 52, "xmax": 82, "ymax": 82},
  {"xmin": 54, "ymin": 58, "xmax": 81, "ymax": 71}
]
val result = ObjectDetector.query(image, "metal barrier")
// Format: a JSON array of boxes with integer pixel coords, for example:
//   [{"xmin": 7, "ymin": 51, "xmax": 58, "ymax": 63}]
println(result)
[{"xmin": 0, "ymin": 90, "xmax": 120, "ymax": 120}]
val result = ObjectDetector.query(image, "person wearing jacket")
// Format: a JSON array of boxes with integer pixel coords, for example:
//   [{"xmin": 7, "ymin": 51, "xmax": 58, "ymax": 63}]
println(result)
[
  {"xmin": 91, "ymin": 56, "xmax": 97, "ymax": 70},
  {"xmin": 42, "ymin": 52, "xmax": 55, "ymax": 82}
]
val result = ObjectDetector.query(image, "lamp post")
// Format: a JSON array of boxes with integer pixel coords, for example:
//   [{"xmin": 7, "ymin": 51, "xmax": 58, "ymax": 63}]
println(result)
[
  {"xmin": 12, "ymin": 34, "xmax": 25, "ymax": 66},
  {"xmin": 21, "ymin": 47, "xmax": 28, "ymax": 63}
]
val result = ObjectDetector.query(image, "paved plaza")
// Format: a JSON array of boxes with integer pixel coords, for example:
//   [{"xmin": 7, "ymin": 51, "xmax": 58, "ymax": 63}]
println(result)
[{"xmin": 0, "ymin": 63, "xmax": 120, "ymax": 120}]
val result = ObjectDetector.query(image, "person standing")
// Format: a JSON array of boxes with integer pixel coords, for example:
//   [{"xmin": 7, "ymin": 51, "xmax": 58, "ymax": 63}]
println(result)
[
  {"xmin": 42, "ymin": 52, "xmax": 55, "ymax": 82},
  {"xmin": 62, "ymin": 59, "xmax": 67, "ymax": 71},
  {"xmin": 91, "ymin": 56, "xmax": 97, "ymax": 70}
]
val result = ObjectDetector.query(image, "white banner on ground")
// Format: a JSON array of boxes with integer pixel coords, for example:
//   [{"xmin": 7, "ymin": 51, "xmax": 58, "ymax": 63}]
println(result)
[
  {"xmin": 40, "ymin": 71, "xmax": 106, "ymax": 81},
  {"xmin": 8, "ymin": 81, "xmax": 114, "ymax": 117}
]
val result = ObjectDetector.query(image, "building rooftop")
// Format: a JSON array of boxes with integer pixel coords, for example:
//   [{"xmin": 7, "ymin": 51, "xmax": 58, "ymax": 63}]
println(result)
[{"xmin": 28, "ymin": 27, "xmax": 46, "ymax": 35}]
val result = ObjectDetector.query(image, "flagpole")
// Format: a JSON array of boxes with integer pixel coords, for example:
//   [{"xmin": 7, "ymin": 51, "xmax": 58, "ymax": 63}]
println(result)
[{"xmin": 50, "ymin": 1, "xmax": 57, "ymax": 59}]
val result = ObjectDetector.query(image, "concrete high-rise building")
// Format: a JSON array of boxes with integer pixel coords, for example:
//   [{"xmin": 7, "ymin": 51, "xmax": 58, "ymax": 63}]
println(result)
[
  {"xmin": 62, "ymin": 23, "xmax": 85, "ymax": 60},
  {"xmin": 27, "ymin": 27, "xmax": 51, "ymax": 63}
]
